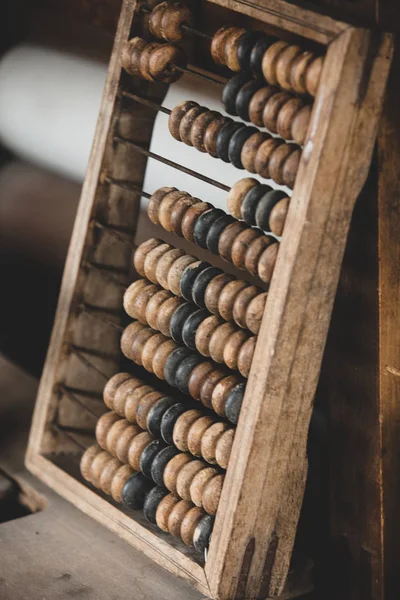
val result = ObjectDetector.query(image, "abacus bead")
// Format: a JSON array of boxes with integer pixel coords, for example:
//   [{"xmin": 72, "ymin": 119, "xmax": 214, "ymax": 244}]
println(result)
[
  {"xmin": 241, "ymin": 184, "xmax": 271, "ymax": 226},
  {"xmin": 228, "ymin": 126, "xmax": 258, "ymax": 169},
  {"xmin": 206, "ymin": 215, "xmax": 235, "ymax": 255},
  {"xmin": 248, "ymin": 86, "xmax": 278, "ymax": 127},
  {"xmin": 202, "ymin": 474, "xmax": 224, "ymax": 515},
  {"xmin": 103, "ymin": 373, "xmax": 132, "ymax": 410},
  {"xmin": 161, "ymin": 2, "xmax": 192, "ymax": 42},
  {"xmin": 191, "ymin": 111, "xmax": 219, "ymax": 153},
  {"xmin": 128, "ymin": 431, "xmax": 154, "ymax": 471},
  {"xmin": 121, "ymin": 37, "xmax": 147, "ymax": 76},
  {"xmin": 232, "ymin": 285, "xmax": 262, "ymax": 329},
  {"xmin": 147, "ymin": 396, "xmax": 176, "ymax": 437},
  {"xmin": 218, "ymin": 280, "xmax": 248, "ymax": 322},
  {"xmin": 122, "ymin": 473, "xmax": 155, "ymax": 510},
  {"xmin": 268, "ymin": 143, "xmax": 297, "ymax": 186},
  {"xmin": 168, "ymin": 499, "xmax": 193, "ymax": 537},
  {"xmin": 113, "ymin": 378, "xmax": 144, "ymax": 417},
  {"xmin": 175, "ymin": 354, "xmax": 204, "ymax": 395},
  {"xmin": 156, "ymin": 249, "xmax": 185, "ymax": 290},
  {"xmin": 211, "ymin": 26, "xmax": 236, "ymax": 65},
  {"xmin": 201, "ymin": 422, "xmax": 229, "ymax": 465},
  {"xmin": 148, "ymin": 187, "xmax": 176, "ymax": 225},
  {"xmin": 204, "ymin": 273, "xmax": 235, "ymax": 315},
  {"xmin": 176, "ymin": 460, "xmax": 205, "ymax": 501},
  {"xmin": 187, "ymin": 416, "xmax": 215, "ymax": 457},
  {"xmin": 224, "ymin": 28, "xmax": 246, "ymax": 72},
  {"xmin": 262, "ymin": 90, "xmax": 292, "ymax": 133},
  {"xmin": 218, "ymin": 221, "xmax": 247, "ymax": 263},
  {"xmin": 156, "ymin": 296, "xmax": 183, "ymax": 336},
  {"xmin": 170, "ymin": 302, "xmax": 197, "ymax": 343},
  {"xmin": 241, "ymin": 132, "xmax": 270, "ymax": 173},
  {"xmin": 180, "ymin": 202, "xmax": 212, "ymax": 242},
  {"xmin": 161, "ymin": 403, "xmax": 188, "ymax": 445},
  {"xmin": 190, "ymin": 467, "xmax": 218, "ymax": 507},
  {"xmin": 151, "ymin": 446, "xmax": 181, "ymax": 486},
  {"xmin": 224, "ymin": 329, "xmax": 251, "ymax": 372},
  {"xmin": 283, "ymin": 147, "xmax": 301, "ymax": 189},
  {"xmin": 96, "ymin": 412, "xmax": 120, "ymax": 449},
  {"xmin": 100, "ymin": 457, "xmax": 122, "ymax": 495},
  {"xmin": 120, "ymin": 321, "xmax": 146, "ymax": 359},
  {"xmin": 291, "ymin": 51, "xmax": 315, "ymax": 95},
  {"xmin": 209, "ymin": 322, "xmax": 237, "ymax": 364},
  {"xmin": 193, "ymin": 209, "xmax": 225, "ymax": 249},
  {"xmin": 143, "ymin": 485, "xmax": 170, "ymax": 524},
  {"xmin": 111, "ymin": 464, "xmax": 134, "ymax": 503},
  {"xmin": 130, "ymin": 327, "xmax": 155, "ymax": 366},
  {"xmin": 227, "ymin": 178, "xmax": 259, "ymax": 220},
  {"xmin": 90, "ymin": 451, "xmax": 112, "ymax": 487},
  {"xmin": 149, "ymin": 44, "xmax": 187, "ymax": 83},
  {"xmin": 276, "ymin": 45, "xmax": 303, "ymax": 91},
  {"xmin": 134, "ymin": 238, "xmax": 163, "ymax": 277},
  {"xmin": 123, "ymin": 385, "xmax": 152, "ymax": 423},
  {"xmin": 164, "ymin": 347, "xmax": 194, "ymax": 387},
  {"xmin": 246, "ymin": 292, "xmax": 268, "ymax": 334},
  {"xmin": 115, "ymin": 425, "xmax": 142, "ymax": 464},
  {"xmin": 169, "ymin": 101, "xmax": 199, "ymax": 141},
  {"xmin": 152, "ymin": 339, "xmax": 178, "ymax": 379},
  {"xmin": 144, "ymin": 243, "xmax": 172, "ymax": 283},
  {"xmin": 306, "ymin": 56, "xmax": 323, "ymax": 97},
  {"xmin": 215, "ymin": 428, "xmax": 235, "ymax": 469},
  {"xmin": 148, "ymin": 1, "xmax": 167, "ymax": 39},
  {"xmin": 170, "ymin": 196, "xmax": 199, "ymax": 236},
  {"xmin": 237, "ymin": 335, "xmax": 256, "ymax": 377},
  {"xmin": 237, "ymin": 30, "xmax": 266, "ymax": 71},
  {"xmin": 200, "ymin": 368, "xmax": 226, "ymax": 409},
  {"xmin": 269, "ymin": 197, "xmax": 290, "ymax": 236},
  {"xmin": 159, "ymin": 191, "xmax": 191, "ymax": 232},
  {"xmin": 254, "ymin": 138, "xmax": 283, "ymax": 179},
  {"xmin": 249, "ymin": 36, "xmax": 275, "ymax": 78},
  {"xmin": 212, "ymin": 374, "xmax": 242, "ymax": 416},
  {"xmin": 216, "ymin": 121, "xmax": 244, "ymax": 163},
  {"xmin": 123, "ymin": 280, "xmax": 151, "ymax": 320},
  {"xmin": 236, "ymin": 80, "xmax": 262, "ymax": 122},
  {"xmin": 258, "ymin": 242, "xmax": 279, "ymax": 283},
  {"xmin": 231, "ymin": 228, "xmax": 262, "ymax": 271},
  {"xmin": 145, "ymin": 289, "xmax": 173, "ymax": 330},
  {"xmin": 188, "ymin": 362, "xmax": 215, "ymax": 401},
  {"xmin": 139, "ymin": 41, "xmax": 159, "ymax": 82},
  {"xmin": 136, "ymin": 390, "xmax": 164, "ymax": 429},
  {"xmin": 292, "ymin": 104, "xmax": 312, "ymax": 146},
  {"xmin": 179, "ymin": 106, "xmax": 208, "ymax": 146},
  {"xmin": 182, "ymin": 309, "xmax": 210, "ymax": 350},
  {"xmin": 181, "ymin": 507, "xmax": 204, "ymax": 546},
  {"xmin": 180, "ymin": 261, "xmax": 209, "ymax": 301},
  {"xmin": 255, "ymin": 189, "xmax": 287, "ymax": 231},
  {"xmin": 156, "ymin": 493, "xmax": 180, "ymax": 532},
  {"xmin": 221, "ymin": 74, "xmax": 250, "ymax": 115},
  {"xmin": 106, "ymin": 418, "xmax": 131, "ymax": 456},
  {"xmin": 277, "ymin": 97, "xmax": 307, "ymax": 141},
  {"xmin": 167, "ymin": 255, "xmax": 198, "ymax": 295},
  {"xmin": 173, "ymin": 409, "xmax": 203, "ymax": 452},
  {"xmin": 262, "ymin": 41, "xmax": 289, "ymax": 86},
  {"xmin": 195, "ymin": 316, "xmax": 224, "ymax": 357},
  {"xmin": 131, "ymin": 284, "xmax": 160, "ymax": 323},
  {"xmin": 192, "ymin": 266, "xmax": 223, "ymax": 307},
  {"xmin": 140, "ymin": 439, "xmax": 167, "ymax": 479},
  {"xmin": 204, "ymin": 116, "xmax": 230, "ymax": 158},
  {"xmin": 163, "ymin": 453, "xmax": 192, "ymax": 493},
  {"xmin": 193, "ymin": 515, "xmax": 214, "ymax": 553},
  {"xmin": 80, "ymin": 445, "xmax": 102, "ymax": 482}
]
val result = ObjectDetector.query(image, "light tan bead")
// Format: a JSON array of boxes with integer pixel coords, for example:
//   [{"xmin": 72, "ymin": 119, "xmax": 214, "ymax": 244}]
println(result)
[
  {"xmin": 156, "ymin": 493, "xmax": 181, "ymax": 532},
  {"xmin": 139, "ymin": 41, "xmax": 159, "ymax": 82},
  {"xmin": 167, "ymin": 255, "xmax": 197, "ymax": 295},
  {"xmin": 254, "ymin": 138, "xmax": 283, "ymax": 179},
  {"xmin": 145, "ymin": 289, "xmax": 174, "ymax": 330},
  {"xmin": 142, "ymin": 333, "xmax": 169, "ymax": 373},
  {"xmin": 262, "ymin": 90, "xmax": 292, "ymax": 133},
  {"xmin": 223, "ymin": 328, "xmax": 252, "ymax": 373},
  {"xmin": 202, "ymin": 474, "xmax": 224, "ymax": 515},
  {"xmin": 258, "ymin": 243, "xmax": 279, "ymax": 283},
  {"xmin": 80, "ymin": 445, "xmax": 102, "ymax": 483},
  {"xmin": 120, "ymin": 321, "xmax": 146, "ymax": 360},
  {"xmin": 291, "ymin": 104, "xmax": 312, "ymax": 146},
  {"xmin": 147, "ymin": 187, "xmax": 176, "ymax": 224},
  {"xmin": 168, "ymin": 499, "xmax": 193, "ymax": 537},
  {"xmin": 276, "ymin": 44, "xmax": 303, "ymax": 91},
  {"xmin": 180, "ymin": 507, "xmax": 204, "ymax": 546},
  {"xmin": 232, "ymin": 285, "xmax": 262, "ymax": 329},
  {"xmin": 152, "ymin": 339, "xmax": 178, "ymax": 380},
  {"xmin": 224, "ymin": 28, "xmax": 246, "ymax": 71},
  {"xmin": 96, "ymin": 412, "xmax": 120, "ymax": 450},
  {"xmin": 215, "ymin": 428, "xmax": 235, "ymax": 469},
  {"xmin": 246, "ymin": 292, "xmax": 268, "ymax": 334},
  {"xmin": 290, "ymin": 51, "xmax": 315, "ymax": 95},
  {"xmin": 136, "ymin": 390, "xmax": 164, "ymax": 430},
  {"xmin": 133, "ymin": 238, "xmax": 163, "ymax": 277},
  {"xmin": 99, "ymin": 456, "xmax": 121, "ymax": 496},
  {"xmin": 130, "ymin": 326, "xmax": 155, "ymax": 366},
  {"xmin": 211, "ymin": 26, "xmax": 236, "ymax": 65},
  {"xmin": 262, "ymin": 41, "xmax": 289, "ymax": 86},
  {"xmin": 191, "ymin": 111, "xmax": 220, "ymax": 152},
  {"xmin": 237, "ymin": 335, "xmax": 257, "ymax": 378},
  {"xmin": 105, "ymin": 418, "xmax": 131, "ymax": 457},
  {"xmin": 110, "ymin": 464, "xmax": 134, "ymax": 503},
  {"xmin": 282, "ymin": 147, "xmax": 301, "ymax": 189},
  {"xmin": 241, "ymin": 132, "xmax": 270, "ymax": 173},
  {"xmin": 168, "ymin": 101, "xmax": 199, "ymax": 141},
  {"xmin": 211, "ymin": 374, "xmax": 242, "ymax": 416},
  {"xmin": 123, "ymin": 279, "xmax": 152, "ymax": 320},
  {"xmin": 187, "ymin": 416, "xmax": 215, "ymax": 457},
  {"xmin": 190, "ymin": 467, "xmax": 218, "ymax": 507},
  {"xmin": 179, "ymin": 106, "xmax": 207, "ymax": 146},
  {"xmin": 227, "ymin": 178, "xmax": 259, "ymax": 219},
  {"xmin": 268, "ymin": 143, "xmax": 298, "ymax": 186},
  {"xmin": 127, "ymin": 431, "xmax": 154, "ymax": 471},
  {"xmin": 218, "ymin": 280, "xmax": 248, "ymax": 322},
  {"xmin": 156, "ymin": 250, "xmax": 185, "ymax": 290},
  {"xmin": 176, "ymin": 460, "xmax": 206, "ymax": 501},
  {"xmin": 188, "ymin": 362, "xmax": 216, "ymax": 402},
  {"xmin": 181, "ymin": 202, "xmax": 212, "ymax": 242},
  {"xmin": 170, "ymin": 196, "xmax": 199, "ymax": 236},
  {"xmin": 163, "ymin": 453, "xmax": 192, "ymax": 493},
  {"xmin": 125, "ymin": 282, "xmax": 159, "ymax": 323},
  {"xmin": 200, "ymin": 422, "xmax": 230, "ymax": 465},
  {"xmin": 230, "ymin": 228, "xmax": 262, "ymax": 272},
  {"xmin": 269, "ymin": 197, "xmax": 290, "ymax": 237},
  {"xmin": 122, "ymin": 385, "xmax": 153, "ymax": 423},
  {"xmin": 115, "ymin": 424, "xmax": 142, "ymax": 464},
  {"xmin": 209, "ymin": 322, "xmax": 237, "ymax": 364},
  {"xmin": 277, "ymin": 97, "xmax": 307, "ymax": 141},
  {"xmin": 306, "ymin": 56, "xmax": 324, "ymax": 97},
  {"xmin": 90, "ymin": 451, "xmax": 112, "ymax": 487},
  {"xmin": 103, "ymin": 373, "xmax": 132, "ymax": 410},
  {"xmin": 156, "ymin": 296, "xmax": 182, "ymax": 336},
  {"xmin": 204, "ymin": 273, "xmax": 235, "ymax": 316},
  {"xmin": 159, "ymin": 191, "xmax": 191, "ymax": 232},
  {"xmin": 199, "ymin": 368, "xmax": 226, "ymax": 409},
  {"xmin": 121, "ymin": 37, "xmax": 147, "ymax": 77},
  {"xmin": 144, "ymin": 243, "xmax": 172, "ymax": 283},
  {"xmin": 248, "ymin": 86, "xmax": 279, "ymax": 127},
  {"xmin": 195, "ymin": 316, "xmax": 224, "ymax": 357},
  {"xmin": 173, "ymin": 410, "xmax": 203, "ymax": 452},
  {"xmin": 218, "ymin": 221, "xmax": 247, "ymax": 264}
]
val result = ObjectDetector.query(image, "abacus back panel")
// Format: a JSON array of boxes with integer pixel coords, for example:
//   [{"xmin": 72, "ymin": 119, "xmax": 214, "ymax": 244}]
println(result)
[{"xmin": 26, "ymin": 1, "xmax": 393, "ymax": 599}]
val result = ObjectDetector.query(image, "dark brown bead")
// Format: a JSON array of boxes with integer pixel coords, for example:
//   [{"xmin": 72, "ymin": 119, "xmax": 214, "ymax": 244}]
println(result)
[{"xmin": 169, "ymin": 101, "xmax": 199, "ymax": 141}]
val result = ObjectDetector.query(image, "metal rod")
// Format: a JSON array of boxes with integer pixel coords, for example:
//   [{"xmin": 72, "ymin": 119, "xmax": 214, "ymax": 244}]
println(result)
[
  {"xmin": 122, "ymin": 91, "xmax": 171, "ymax": 114},
  {"xmin": 104, "ymin": 175, "xmax": 152, "ymax": 199},
  {"xmin": 173, "ymin": 64, "xmax": 223, "ymax": 86},
  {"xmin": 114, "ymin": 135, "xmax": 231, "ymax": 192}
]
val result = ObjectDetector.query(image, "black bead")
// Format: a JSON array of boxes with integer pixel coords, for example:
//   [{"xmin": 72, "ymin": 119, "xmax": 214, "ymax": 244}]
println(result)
[
  {"xmin": 206, "ymin": 214, "xmax": 235, "ymax": 255},
  {"xmin": 164, "ymin": 347, "xmax": 194, "ymax": 387},
  {"xmin": 150, "ymin": 445, "xmax": 181, "ymax": 486},
  {"xmin": 228, "ymin": 126, "xmax": 258, "ymax": 169},
  {"xmin": 216, "ymin": 121, "xmax": 244, "ymax": 162},
  {"xmin": 250, "ymin": 36, "xmax": 277, "ymax": 78},
  {"xmin": 193, "ymin": 209, "xmax": 225, "ymax": 249},
  {"xmin": 170, "ymin": 302, "xmax": 198, "ymax": 343},
  {"xmin": 175, "ymin": 354, "xmax": 204, "ymax": 395},
  {"xmin": 221, "ymin": 73, "xmax": 250, "ymax": 115},
  {"xmin": 180, "ymin": 261, "xmax": 209, "ymax": 301},
  {"xmin": 225, "ymin": 381, "xmax": 246, "ymax": 424},
  {"xmin": 241, "ymin": 184, "xmax": 272, "ymax": 227},
  {"xmin": 160, "ymin": 403, "xmax": 188, "ymax": 445},
  {"xmin": 182, "ymin": 308, "xmax": 209, "ymax": 350},
  {"xmin": 255, "ymin": 189, "xmax": 287, "ymax": 232},
  {"xmin": 122, "ymin": 473, "xmax": 155, "ymax": 511},
  {"xmin": 147, "ymin": 396, "xmax": 176, "ymax": 437},
  {"xmin": 236, "ymin": 79, "xmax": 262, "ymax": 122},
  {"xmin": 140, "ymin": 439, "xmax": 167, "ymax": 479},
  {"xmin": 237, "ymin": 31, "xmax": 266, "ymax": 71},
  {"xmin": 143, "ymin": 485, "xmax": 169, "ymax": 524},
  {"xmin": 193, "ymin": 514, "xmax": 215, "ymax": 553},
  {"xmin": 192, "ymin": 266, "xmax": 223, "ymax": 307}
]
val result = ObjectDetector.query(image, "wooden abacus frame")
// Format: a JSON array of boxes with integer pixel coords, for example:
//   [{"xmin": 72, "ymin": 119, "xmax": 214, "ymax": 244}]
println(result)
[{"xmin": 26, "ymin": 1, "xmax": 393, "ymax": 598}]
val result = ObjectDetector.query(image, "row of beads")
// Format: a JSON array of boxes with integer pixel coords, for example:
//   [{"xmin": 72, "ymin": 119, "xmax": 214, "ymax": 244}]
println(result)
[
  {"xmin": 96, "ymin": 411, "xmax": 224, "ymax": 514},
  {"xmin": 227, "ymin": 178, "xmax": 289, "ymax": 236},
  {"xmin": 147, "ymin": 188, "xmax": 279, "ymax": 283},
  {"xmin": 121, "ymin": 37, "xmax": 186, "ymax": 83},
  {"xmin": 211, "ymin": 26, "xmax": 323, "ymax": 97},
  {"xmin": 168, "ymin": 101, "xmax": 300, "ymax": 187},
  {"xmin": 124, "ymin": 279, "xmax": 256, "ymax": 377},
  {"xmin": 121, "ymin": 320, "xmax": 245, "ymax": 424},
  {"xmin": 222, "ymin": 74, "xmax": 311, "ymax": 145},
  {"xmin": 148, "ymin": 1, "xmax": 192, "ymax": 43},
  {"xmin": 104, "ymin": 373, "xmax": 234, "ymax": 469},
  {"xmin": 81, "ymin": 445, "xmax": 213, "ymax": 551},
  {"xmin": 134, "ymin": 238, "xmax": 267, "ymax": 334}
]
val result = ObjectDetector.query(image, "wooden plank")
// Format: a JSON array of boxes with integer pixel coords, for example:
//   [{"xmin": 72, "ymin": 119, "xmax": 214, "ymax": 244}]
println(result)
[
  {"xmin": 206, "ymin": 27, "xmax": 393, "ymax": 600},
  {"xmin": 378, "ymin": 46, "xmax": 400, "ymax": 600}
]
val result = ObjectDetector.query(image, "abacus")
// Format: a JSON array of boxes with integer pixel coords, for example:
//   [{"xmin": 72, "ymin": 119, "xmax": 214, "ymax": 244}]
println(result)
[{"xmin": 26, "ymin": 1, "xmax": 393, "ymax": 599}]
